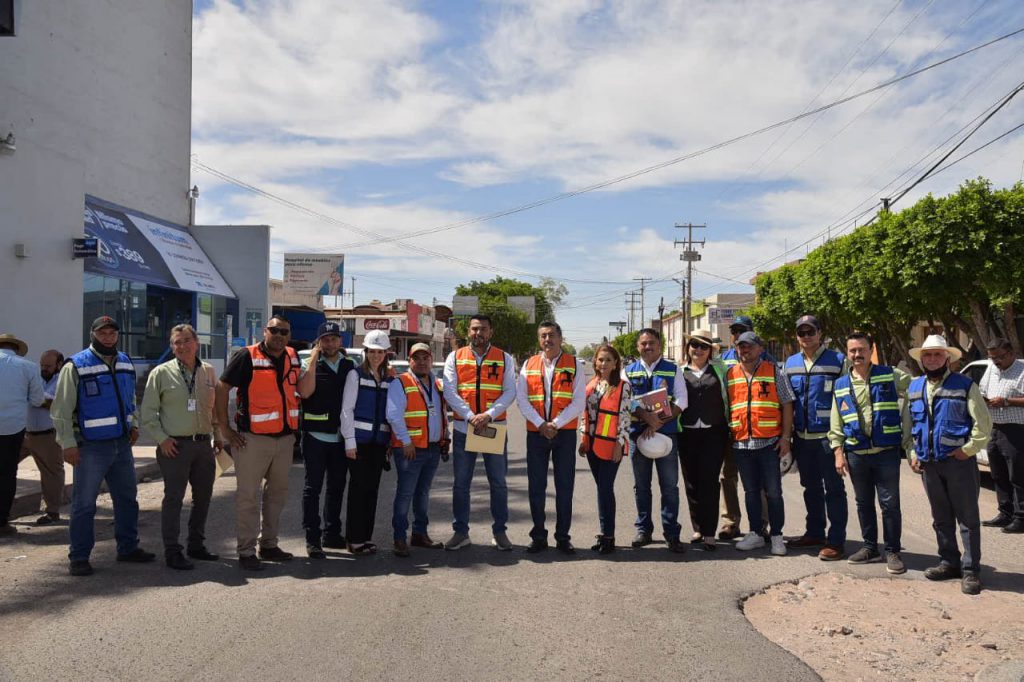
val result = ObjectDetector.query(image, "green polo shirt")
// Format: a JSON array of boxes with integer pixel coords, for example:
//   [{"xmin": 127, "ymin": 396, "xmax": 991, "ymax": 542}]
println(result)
[{"xmin": 139, "ymin": 358, "xmax": 217, "ymax": 444}]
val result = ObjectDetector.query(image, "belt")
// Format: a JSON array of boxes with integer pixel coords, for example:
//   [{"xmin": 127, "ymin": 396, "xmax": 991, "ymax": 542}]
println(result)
[
  {"xmin": 171, "ymin": 434, "xmax": 210, "ymax": 441},
  {"xmin": 27, "ymin": 428, "xmax": 56, "ymax": 436}
]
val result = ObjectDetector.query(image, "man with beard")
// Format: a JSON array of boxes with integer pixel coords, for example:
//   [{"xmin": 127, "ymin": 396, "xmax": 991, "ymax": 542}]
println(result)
[
  {"xmin": 20, "ymin": 349, "xmax": 67, "ymax": 526},
  {"xmin": 0, "ymin": 333, "xmax": 45, "ymax": 537},
  {"xmin": 51, "ymin": 317, "xmax": 156, "ymax": 575}
]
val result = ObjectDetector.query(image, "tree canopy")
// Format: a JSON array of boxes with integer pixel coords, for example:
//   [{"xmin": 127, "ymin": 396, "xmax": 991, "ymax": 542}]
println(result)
[{"xmin": 452, "ymin": 277, "xmax": 564, "ymax": 358}]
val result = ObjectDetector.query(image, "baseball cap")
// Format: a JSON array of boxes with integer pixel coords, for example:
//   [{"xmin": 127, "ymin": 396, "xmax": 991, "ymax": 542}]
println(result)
[
  {"xmin": 795, "ymin": 314, "xmax": 820, "ymax": 330},
  {"xmin": 408, "ymin": 342, "xmax": 432, "ymax": 357},
  {"xmin": 730, "ymin": 315, "xmax": 754, "ymax": 331},
  {"xmin": 316, "ymin": 321, "xmax": 342, "ymax": 340},
  {"xmin": 736, "ymin": 331, "xmax": 763, "ymax": 346},
  {"xmin": 91, "ymin": 316, "xmax": 120, "ymax": 332}
]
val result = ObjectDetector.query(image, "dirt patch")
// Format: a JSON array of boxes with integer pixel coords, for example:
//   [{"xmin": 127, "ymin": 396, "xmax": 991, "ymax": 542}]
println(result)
[{"xmin": 744, "ymin": 572, "xmax": 1024, "ymax": 681}]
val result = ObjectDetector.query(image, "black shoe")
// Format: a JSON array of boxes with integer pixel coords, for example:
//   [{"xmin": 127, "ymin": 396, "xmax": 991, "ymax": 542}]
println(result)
[
  {"xmin": 526, "ymin": 539, "xmax": 549, "ymax": 553},
  {"xmin": 258, "ymin": 546, "xmax": 294, "ymax": 561},
  {"xmin": 35, "ymin": 513, "xmax": 60, "ymax": 526},
  {"xmin": 307, "ymin": 545, "xmax": 326, "ymax": 559},
  {"xmin": 631, "ymin": 532, "xmax": 653, "ymax": 548},
  {"xmin": 1001, "ymin": 519, "xmax": 1024, "ymax": 534},
  {"xmin": 322, "ymin": 534, "xmax": 346, "ymax": 549},
  {"xmin": 666, "ymin": 537, "xmax": 686, "ymax": 554},
  {"xmin": 556, "ymin": 540, "xmax": 575, "ymax": 555},
  {"xmin": 186, "ymin": 547, "xmax": 220, "ymax": 561},
  {"xmin": 599, "ymin": 537, "xmax": 615, "ymax": 555},
  {"xmin": 166, "ymin": 552, "xmax": 195, "ymax": 570},
  {"xmin": 69, "ymin": 560, "xmax": 93, "ymax": 576},
  {"xmin": 924, "ymin": 563, "xmax": 962, "ymax": 581},
  {"xmin": 717, "ymin": 525, "xmax": 741, "ymax": 541},
  {"xmin": 238, "ymin": 554, "xmax": 263, "ymax": 571},
  {"xmin": 982, "ymin": 513, "xmax": 1012, "ymax": 527},
  {"xmin": 961, "ymin": 571, "xmax": 982, "ymax": 595},
  {"xmin": 117, "ymin": 548, "xmax": 156, "ymax": 563}
]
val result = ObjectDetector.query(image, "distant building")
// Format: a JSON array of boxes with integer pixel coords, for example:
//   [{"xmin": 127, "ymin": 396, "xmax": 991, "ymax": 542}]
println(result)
[{"xmin": 325, "ymin": 299, "xmax": 452, "ymax": 358}]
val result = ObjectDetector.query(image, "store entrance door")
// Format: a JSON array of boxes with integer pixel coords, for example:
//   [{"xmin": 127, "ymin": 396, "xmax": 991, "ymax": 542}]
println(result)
[{"xmin": 143, "ymin": 286, "xmax": 194, "ymax": 360}]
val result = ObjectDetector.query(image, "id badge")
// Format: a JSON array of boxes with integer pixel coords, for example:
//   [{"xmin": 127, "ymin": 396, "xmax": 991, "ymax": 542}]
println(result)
[{"xmin": 187, "ymin": 398, "xmax": 197, "ymax": 412}]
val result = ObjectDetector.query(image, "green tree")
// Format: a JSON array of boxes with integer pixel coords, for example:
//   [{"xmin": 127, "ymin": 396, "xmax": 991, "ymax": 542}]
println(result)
[
  {"xmin": 561, "ymin": 342, "xmax": 577, "ymax": 355},
  {"xmin": 610, "ymin": 330, "xmax": 640, "ymax": 360},
  {"xmin": 452, "ymin": 277, "xmax": 563, "ymax": 358}
]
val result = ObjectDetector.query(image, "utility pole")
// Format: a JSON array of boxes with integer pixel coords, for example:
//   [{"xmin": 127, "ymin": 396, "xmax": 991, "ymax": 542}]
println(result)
[
  {"xmin": 657, "ymin": 296, "xmax": 665, "ymax": 324},
  {"xmin": 633, "ymin": 277, "xmax": 652, "ymax": 328},
  {"xmin": 624, "ymin": 291, "xmax": 640, "ymax": 333},
  {"xmin": 350, "ymin": 276, "xmax": 356, "ymax": 308},
  {"xmin": 674, "ymin": 222, "xmax": 706, "ymax": 335}
]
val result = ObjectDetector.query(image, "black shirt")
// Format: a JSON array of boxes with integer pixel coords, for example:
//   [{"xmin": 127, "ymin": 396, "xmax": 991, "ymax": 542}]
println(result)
[{"xmin": 221, "ymin": 343, "xmax": 292, "ymax": 435}]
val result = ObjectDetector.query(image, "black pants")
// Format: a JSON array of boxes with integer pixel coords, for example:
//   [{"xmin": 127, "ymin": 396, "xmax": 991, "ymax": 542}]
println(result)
[
  {"xmin": 156, "ymin": 439, "xmax": 216, "ymax": 557},
  {"xmin": 678, "ymin": 425, "xmax": 728, "ymax": 537},
  {"xmin": 921, "ymin": 456, "xmax": 981, "ymax": 572},
  {"xmin": 346, "ymin": 441, "xmax": 386, "ymax": 545},
  {"xmin": 0, "ymin": 430, "xmax": 27, "ymax": 525},
  {"xmin": 988, "ymin": 423, "xmax": 1024, "ymax": 520},
  {"xmin": 301, "ymin": 433, "xmax": 349, "ymax": 544}
]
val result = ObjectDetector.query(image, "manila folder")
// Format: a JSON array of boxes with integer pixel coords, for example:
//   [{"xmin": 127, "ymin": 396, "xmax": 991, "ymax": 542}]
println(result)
[{"xmin": 465, "ymin": 423, "xmax": 508, "ymax": 455}]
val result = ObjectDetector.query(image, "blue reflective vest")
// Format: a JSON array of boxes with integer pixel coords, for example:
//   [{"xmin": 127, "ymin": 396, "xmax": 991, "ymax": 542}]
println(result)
[
  {"xmin": 784, "ymin": 349, "xmax": 845, "ymax": 434},
  {"xmin": 353, "ymin": 367, "xmax": 392, "ymax": 445},
  {"xmin": 625, "ymin": 358, "xmax": 679, "ymax": 438},
  {"xmin": 70, "ymin": 349, "xmax": 136, "ymax": 442},
  {"xmin": 833, "ymin": 364, "xmax": 902, "ymax": 452},
  {"xmin": 908, "ymin": 372, "xmax": 974, "ymax": 463}
]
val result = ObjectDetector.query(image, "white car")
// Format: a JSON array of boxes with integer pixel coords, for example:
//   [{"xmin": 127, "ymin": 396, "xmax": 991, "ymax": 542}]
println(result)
[{"xmin": 960, "ymin": 359, "xmax": 992, "ymax": 470}]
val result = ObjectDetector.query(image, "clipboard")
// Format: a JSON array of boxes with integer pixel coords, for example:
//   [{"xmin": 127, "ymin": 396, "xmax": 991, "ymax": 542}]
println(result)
[
  {"xmin": 215, "ymin": 450, "xmax": 234, "ymax": 478},
  {"xmin": 465, "ymin": 423, "xmax": 507, "ymax": 455}
]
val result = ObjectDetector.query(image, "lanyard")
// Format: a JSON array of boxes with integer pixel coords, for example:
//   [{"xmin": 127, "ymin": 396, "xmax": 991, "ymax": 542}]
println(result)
[
  {"xmin": 415, "ymin": 373, "xmax": 435, "ymax": 405},
  {"xmin": 178, "ymin": 360, "xmax": 199, "ymax": 396}
]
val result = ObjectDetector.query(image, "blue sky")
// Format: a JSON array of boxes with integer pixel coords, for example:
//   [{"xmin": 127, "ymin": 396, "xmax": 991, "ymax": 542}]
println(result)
[{"xmin": 190, "ymin": 0, "xmax": 1024, "ymax": 346}]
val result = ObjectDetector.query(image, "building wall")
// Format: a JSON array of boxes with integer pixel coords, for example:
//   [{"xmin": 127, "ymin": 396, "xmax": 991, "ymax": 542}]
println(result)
[
  {"xmin": 191, "ymin": 225, "xmax": 271, "ymax": 340},
  {"xmin": 0, "ymin": 0, "xmax": 192, "ymax": 357}
]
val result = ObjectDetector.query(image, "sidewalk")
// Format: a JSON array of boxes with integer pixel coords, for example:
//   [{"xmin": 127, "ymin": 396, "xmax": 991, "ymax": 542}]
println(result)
[{"xmin": 11, "ymin": 444, "xmax": 161, "ymax": 521}]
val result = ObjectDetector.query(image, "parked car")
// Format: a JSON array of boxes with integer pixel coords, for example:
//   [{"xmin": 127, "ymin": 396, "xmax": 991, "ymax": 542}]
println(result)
[{"xmin": 960, "ymin": 359, "xmax": 992, "ymax": 471}]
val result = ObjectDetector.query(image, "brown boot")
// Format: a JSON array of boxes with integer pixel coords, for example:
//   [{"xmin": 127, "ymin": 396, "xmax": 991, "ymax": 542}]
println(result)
[{"xmin": 410, "ymin": 532, "xmax": 443, "ymax": 549}]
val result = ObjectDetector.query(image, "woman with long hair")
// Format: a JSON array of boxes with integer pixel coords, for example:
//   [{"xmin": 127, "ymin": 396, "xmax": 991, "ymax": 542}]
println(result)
[
  {"xmin": 340, "ymin": 330, "xmax": 394, "ymax": 555},
  {"xmin": 678, "ymin": 329, "xmax": 730, "ymax": 551},
  {"xmin": 578, "ymin": 344, "xmax": 632, "ymax": 554}
]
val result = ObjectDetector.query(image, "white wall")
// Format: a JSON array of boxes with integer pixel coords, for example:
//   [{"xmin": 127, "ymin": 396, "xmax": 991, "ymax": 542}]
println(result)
[
  {"xmin": 0, "ymin": 0, "xmax": 192, "ymax": 357},
  {"xmin": 191, "ymin": 225, "xmax": 271, "ymax": 340}
]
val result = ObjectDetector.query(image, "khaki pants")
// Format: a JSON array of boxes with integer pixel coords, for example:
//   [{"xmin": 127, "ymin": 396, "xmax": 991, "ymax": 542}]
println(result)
[
  {"xmin": 234, "ymin": 433, "xmax": 293, "ymax": 557},
  {"xmin": 719, "ymin": 447, "xmax": 742, "ymax": 528},
  {"xmin": 20, "ymin": 431, "xmax": 66, "ymax": 514}
]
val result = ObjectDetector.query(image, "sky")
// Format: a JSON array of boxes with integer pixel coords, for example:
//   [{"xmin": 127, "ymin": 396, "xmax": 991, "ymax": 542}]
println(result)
[{"xmin": 190, "ymin": 0, "xmax": 1024, "ymax": 347}]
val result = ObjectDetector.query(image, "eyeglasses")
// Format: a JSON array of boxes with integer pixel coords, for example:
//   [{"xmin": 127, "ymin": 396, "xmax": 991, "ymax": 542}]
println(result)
[
  {"xmin": 266, "ymin": 327, "xmax": 291, "ymax": 336},
  {"xmin": 796, "ymin": 328, "xmax": 818, "ymax": 338},
  {"xmin": 688, "ymin": 342, "xmax": 710, "ymax": 351}
]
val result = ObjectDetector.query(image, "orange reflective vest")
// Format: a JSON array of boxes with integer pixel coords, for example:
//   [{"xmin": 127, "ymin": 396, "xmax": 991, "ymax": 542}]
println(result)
[
  {"xmin": 727, "ymin": 361, "xmax": 782, "ymax": 441},
  {"xmin": 390, "ymin": 372, "xmax": 449, "ymax": 449},
  {"xmin": 582, "ymin": 378, "xmax": 629, "ymax": 461},
  {"xmin": 523, "ymin": 353, "xmax": 579, "ymax": 431},
  {"xmin": 245, "ymin": 344, "xmax": 301, "ymax": 434},
  {"xmin": 453, "ymin": 345, "xmax": 508, "ymax": 422}
]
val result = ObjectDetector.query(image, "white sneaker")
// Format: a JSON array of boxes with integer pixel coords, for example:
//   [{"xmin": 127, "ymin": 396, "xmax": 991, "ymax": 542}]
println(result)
[
  {"xmin": 735, "ymin": 531, "xmax": 766, "ymax": 551},
  {"xmin": 770, "ymin": 535, "xmax": 787, "ymax": 556}
]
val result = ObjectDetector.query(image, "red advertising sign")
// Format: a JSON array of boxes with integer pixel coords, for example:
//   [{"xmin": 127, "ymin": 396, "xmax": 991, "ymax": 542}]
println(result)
[{"xmin": 363, "ymin": 318, "xmax": 391, "ymax": 331}]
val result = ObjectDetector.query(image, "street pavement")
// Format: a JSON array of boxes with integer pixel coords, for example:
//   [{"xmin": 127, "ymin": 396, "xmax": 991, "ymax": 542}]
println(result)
[{"xmin": 1, "ymin": 407, "xmax": 1022, "ymax": 681}]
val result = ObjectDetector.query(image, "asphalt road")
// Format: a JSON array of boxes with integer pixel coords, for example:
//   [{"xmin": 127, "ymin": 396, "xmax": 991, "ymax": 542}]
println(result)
[{"xmin": 1, "ymin": 407, "xmax": 1021, "ymax": 681}]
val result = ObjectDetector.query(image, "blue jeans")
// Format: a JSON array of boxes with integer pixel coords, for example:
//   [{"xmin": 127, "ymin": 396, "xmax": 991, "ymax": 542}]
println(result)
[
  {"xmin": 526, "ymin": 430, "xmax": 577, "ymax": 542},
  {"xmin": 587, "ymin": 453, "xmax": 621, "ymax": 537},
  {"xmin": 846, "ymin": 448, "xmax": 902, "ymax": 554},
  {"xmin": 734, "ymin": 444, "xmax": 785, "ymax": 536},
  {"xmin": 631, "ymin": 437, "xmax": 681, "ymax": 539},
  {"xmin": 392, "ymin": 444, "xmax": 442, "ymax": 541},
  {"xmin": 921, "ymin": 455, "xmax": 981, "ymax": 572},
  {"xmin": 301, "ymin": 434, "xmax": 349, "ymax": 544},
  {"xmin": 793, "ymin": 436, "xmax": 847, "ymax": 545},
  {"xmin": 68, "ymin": 436, "xmax": 139, "ymax": 562},
  {"xmin": 452, "ymin": 429, "xmax": 508, "ymax": 534}
]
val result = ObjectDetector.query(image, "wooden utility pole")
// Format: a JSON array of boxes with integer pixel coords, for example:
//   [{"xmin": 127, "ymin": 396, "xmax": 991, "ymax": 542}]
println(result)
[
  {"xmin": 633, "ymin": 277, "xmax": 652, "ymax": 329},
  {"xmin": 674, "ymin": 223, "xmax": 706, "ymax": 335}
]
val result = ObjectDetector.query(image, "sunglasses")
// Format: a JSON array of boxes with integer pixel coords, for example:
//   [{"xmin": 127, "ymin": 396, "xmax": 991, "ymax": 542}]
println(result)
[
  {"xmin": 266, "ymin": 327, "xmax": 291, "ymax": 336},
  {"xmin": 688, "ymin": 342, "xmax": 711, "ymax": 351},
  {"xmin": 796, "ymin": 328, "xmax": 818, "ymax": 338}
]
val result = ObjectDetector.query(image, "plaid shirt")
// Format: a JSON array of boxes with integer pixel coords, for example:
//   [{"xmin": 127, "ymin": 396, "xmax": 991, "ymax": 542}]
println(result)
[{"xmin": 981, "ymin": 359, "xmax": 1024, "ymax": 425}]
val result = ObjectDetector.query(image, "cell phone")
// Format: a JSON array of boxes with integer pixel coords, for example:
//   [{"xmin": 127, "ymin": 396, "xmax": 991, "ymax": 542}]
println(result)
[{"xmin": 478, "ymin": 426, "xmax": 497, "ymax": 438}]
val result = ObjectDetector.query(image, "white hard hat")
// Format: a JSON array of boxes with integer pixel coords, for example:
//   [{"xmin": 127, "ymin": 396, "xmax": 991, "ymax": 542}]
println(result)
[
  {"xmin": 637, "ymin": 432, "xmax": 673, "ymax": 459},
  {"xmin": 363, "ymin": 329, "xmax": 391, "ymax": 351},
  {"xmin": 780, "ymin": 452, "xmax": 798, "ymax": 476}
]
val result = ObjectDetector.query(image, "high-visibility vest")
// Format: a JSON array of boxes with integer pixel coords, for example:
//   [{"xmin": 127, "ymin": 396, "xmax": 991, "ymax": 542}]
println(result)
[
  {"xmin": 301, "ymin": 356, "xmax": 353, "ymax": 434},
  {"xmin": 833, "ymin": 364, "xmax": 902, "ymax": 452},
  {"xmin": 908, "ymin": 372, "xmax": 974, "ymax": 462},
  {"xmin": 390, "ymin": 372, "xmax": 448, "ymax": 449},
  {"xmin": 523, "ymin": 353, "xmax": 579, "ymax": 431},
  {"xmin": 70, "ymin": 348, "xmax": 136, "ymax": 442},
  {"xmin": 784, "ymin": 349, "xmax": 845, "ymax": 434},
  {"xmin": 453, "ymin": 345, "xmax": 508, "ymax": 422},
  {"xmin": 353, "ymin": 366, "xmax": 392, "ymax": 444},
  {"xmin": 583, "ymin": 377, "xmax": 629, "ymax": 461},
  {"xmin": 245, "ymin": 344, "xmax": 300, "ymax": 434},
  {"xmin": 727, "ymin": 361, "xmax": 782, "ymax": 441},
  {"xmin": 625, "ymin": 358, "xmax": 680, "ymax": 438}
]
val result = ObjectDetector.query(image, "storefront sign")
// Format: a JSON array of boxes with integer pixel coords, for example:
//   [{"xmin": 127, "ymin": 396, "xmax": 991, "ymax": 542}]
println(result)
[
  {"xmin": 72, "ymin": 237, "xmax": 99, "ymax": 258},
  {"xmin": 283, "ymin": 253, "xmax": 344, "ymax": 298},
  {"xmin": 363, "ymin": 318, "xmax": 390, "ymax": 331}
]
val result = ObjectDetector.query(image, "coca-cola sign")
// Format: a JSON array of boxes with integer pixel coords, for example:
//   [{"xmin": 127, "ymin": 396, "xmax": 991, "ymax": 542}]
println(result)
[{"xmin": 363, "ymin": 318, "xmax": 391, "ymax": 331}]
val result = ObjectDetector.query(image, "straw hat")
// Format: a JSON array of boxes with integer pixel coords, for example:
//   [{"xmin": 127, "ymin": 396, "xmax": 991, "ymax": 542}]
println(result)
[
  {"xmin": 0, "ymin": 333, "xmax": 28, "ymax": 357},
  {"xmin": 909, "ymin": 334, "xmax": 962, "ymax": 363}
]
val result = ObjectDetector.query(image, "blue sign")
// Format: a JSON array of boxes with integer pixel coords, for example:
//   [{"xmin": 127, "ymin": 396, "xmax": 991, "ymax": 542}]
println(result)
[
  {"xmin": 83, "ymin": 199, "xmax": 176, "ymax": 287},
  {"xmin": 231, "ymin": 337, "xmax": 247, "ymax": 348}
]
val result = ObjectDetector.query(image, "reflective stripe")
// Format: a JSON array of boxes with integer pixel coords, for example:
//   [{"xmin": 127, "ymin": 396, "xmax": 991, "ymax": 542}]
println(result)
[
  {"xmin": 304, "ymin": 413, "xmax": 329, "ymax": 421},
  {"xmin": 76, "ymin": 364, "xmax": 110, "ymax": 376},
  {"xmin": 939, "ymin": 436, "xmax": 967, "ymax": 447},
  {"xmin": 935, "ymin": 388, "xmax": 968, "ymax": 399},
  {"xmin": 288, "ymin": 409, "xmax": 300, "ymax": 417},
  {"xmin": 250, "ymin": 411, "xmax": 280, "ymax": 423},
  {"xmin": 405, "ymin": 410, "xmax": 428, "ymax": 417},
  {"xmin": 881, "ymin": 425, "xmax": 902, "ymax": 434},
  {"xmin": 359, "ymin": 378, "xmax": 380, "ymax": 388},
  {"xmin": 759, "ymin": 420, "xmax": 779, "ymax": 427},
  {"xmin": 353, "ymin": 420, "xmax": 390, "ymax": 432},
  {"xmin": 527, "ymin": 394, "xmax": 545, "ymax": 401},
  {"xmin": 873, "ymin": 401, "xmax": 899, "ymax": 410},
  {"xmin": 252, "ymin": 358, "xmax": 273, "ymax": 367},
  {"xmin": 748, "ymin": 401, "xmax": 780, "ymax": 408},
  {"xmin": 114, "ymin": 362, "xmax": 134, "ymax": 372},
  {"xmin": 407, "ymin": 428, "xmax": 423, "ymax": 436},
  {"xmin": 870, "ymin": 373, "xmax": 895, "ymax": 383},
  {"xmin": 82, "ymin": 416, "xmax": 118, "ymax": 428},
  {"xmin": 551, "ymin": 391, "xmax": 574, "ymax": 400},
  {"xmin": 816, "ymin": 409, "xmax": 832, "ymax": 418},
  {"xmin": 523, "ymin": 370, "xmax": 543, "ymax": 376},
  {"xmin": 834, "ymin": 387, "xmax": 851, "ymax": 397}
]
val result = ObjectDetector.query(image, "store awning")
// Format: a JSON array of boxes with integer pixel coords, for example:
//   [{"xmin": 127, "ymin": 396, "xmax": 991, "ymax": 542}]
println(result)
[{"xmin": 83, "ymin": 195, "xmax": 236, "ymax": 298}]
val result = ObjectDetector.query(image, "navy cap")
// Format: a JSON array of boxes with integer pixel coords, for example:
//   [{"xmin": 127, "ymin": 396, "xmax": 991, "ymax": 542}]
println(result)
[
  {"xmin": 795, "ymin": 314, "xmax": 820, "ymax": 330},
  {"xmin": 91, "ymin": 315, "xmax": 119, "ymax": 332},
  {"xmin": 730, "ymin": 315, "xmax": 754, "ymax": 331},
  {"xmin": 736, "ymin": 331, "xmax": 763, "ymax": 346},
  {"xmin": 316, "ymin": 321, "xmax": 342, "ymax": 340}
]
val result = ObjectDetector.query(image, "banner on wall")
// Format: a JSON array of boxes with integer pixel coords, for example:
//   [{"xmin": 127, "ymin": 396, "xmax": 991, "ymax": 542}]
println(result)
[{"xmin": 283, "ymin": 253, "xmax": 345, "ymax": 298}]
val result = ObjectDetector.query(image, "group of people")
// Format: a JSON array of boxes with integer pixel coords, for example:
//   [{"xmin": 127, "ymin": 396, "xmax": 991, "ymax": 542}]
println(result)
[{"xmin": 0, "ymin": 310, "xmax": 1019, "ymax": 596}]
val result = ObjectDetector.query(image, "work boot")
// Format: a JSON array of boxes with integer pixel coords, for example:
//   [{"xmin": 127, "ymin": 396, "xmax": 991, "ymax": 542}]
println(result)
[
  {"xmin": 924, "ymin": 563, "xmax": 962, "ymax": 581},
  {"xmin": 961, "ymin": 571, "xmax": 982, "ymax": 595},
  {"xmin": 631, "ymin": 531, "xmax": 653, "ymax": 548},
  {"xmin": 1001, "ymin": 519, "xmax": 1024, "ymax": 534}
]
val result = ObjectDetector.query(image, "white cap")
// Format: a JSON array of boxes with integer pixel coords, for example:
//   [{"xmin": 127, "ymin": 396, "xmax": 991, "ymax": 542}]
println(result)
[
  {"xmin": 637, "ymin": 432, "xmax": 673, "ymax": 459},
  {"xmin": 362, "ymin": 329, "xmax": 391, "ymax": 351}
]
